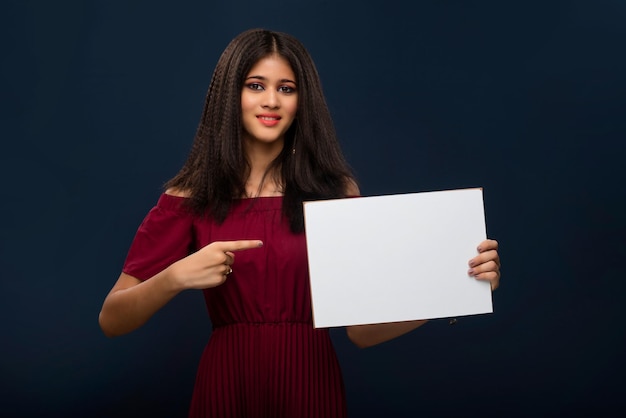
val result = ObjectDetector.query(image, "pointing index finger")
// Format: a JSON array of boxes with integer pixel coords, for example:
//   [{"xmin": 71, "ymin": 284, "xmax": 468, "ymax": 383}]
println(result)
[{"xmin": 213, "ymin": 240, "xmax": 264, "ymax": 253}]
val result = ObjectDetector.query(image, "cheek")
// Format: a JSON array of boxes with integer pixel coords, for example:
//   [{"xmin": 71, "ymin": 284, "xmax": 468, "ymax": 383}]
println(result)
[
  {"xmin": 240, "ymin": 91, "xmax": 256, "ymax": 114},
  {"xmin": 240, "ymin": 98, "xmax": 251, "ymax": 114},
  {"xmin": 286, "ymin": 98, "xmax": 298, "ymax": 119}
]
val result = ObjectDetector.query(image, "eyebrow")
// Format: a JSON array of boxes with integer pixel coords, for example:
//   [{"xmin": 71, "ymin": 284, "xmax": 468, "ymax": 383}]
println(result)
[{"xmin": 245, "ymin": 75, "xmax": 296, "ymax": 84}]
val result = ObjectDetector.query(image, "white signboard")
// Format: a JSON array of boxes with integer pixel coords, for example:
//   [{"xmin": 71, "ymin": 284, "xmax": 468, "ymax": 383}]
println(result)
[{"xmin": 303, "ymin": 188, "xmax": 493, "ymax": 328}]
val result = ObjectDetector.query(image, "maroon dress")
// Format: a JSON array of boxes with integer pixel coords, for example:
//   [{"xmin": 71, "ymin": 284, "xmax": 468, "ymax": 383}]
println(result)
[{"xmin": 122, "ymin": 194, "xmax": 347, "ymax": 418}]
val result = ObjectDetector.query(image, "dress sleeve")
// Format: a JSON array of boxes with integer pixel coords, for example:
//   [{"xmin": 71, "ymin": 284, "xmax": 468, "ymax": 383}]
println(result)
[{"xmin": 122, "ymin": 193, "xmax": 195, "ymax": 281}]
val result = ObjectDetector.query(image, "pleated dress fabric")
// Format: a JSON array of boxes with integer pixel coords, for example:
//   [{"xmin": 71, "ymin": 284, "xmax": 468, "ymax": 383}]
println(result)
[{"xmin": 122, "ymin": 194, "xmax": 347, "ymax": 418}]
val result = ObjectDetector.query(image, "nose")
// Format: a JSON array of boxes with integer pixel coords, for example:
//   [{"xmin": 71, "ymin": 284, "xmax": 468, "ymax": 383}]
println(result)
[{"xmin": 262, "ymin": 89, "xmax": 279, "ymax": 109}]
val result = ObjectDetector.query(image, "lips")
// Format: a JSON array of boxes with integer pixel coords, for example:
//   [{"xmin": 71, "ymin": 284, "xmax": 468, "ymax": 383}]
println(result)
[{"xmin": 257, "ymin": 114, "xmax": 281, "ymax": 127}]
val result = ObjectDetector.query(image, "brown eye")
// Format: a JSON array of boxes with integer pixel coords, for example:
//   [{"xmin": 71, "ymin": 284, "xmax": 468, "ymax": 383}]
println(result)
[
  {"xmin": 247, "ymin": 83, "xmax": 264, "ymax": 91},
  {"xmin": 279, "ymin": 85, "xmax": 296, "ymax": 93}
]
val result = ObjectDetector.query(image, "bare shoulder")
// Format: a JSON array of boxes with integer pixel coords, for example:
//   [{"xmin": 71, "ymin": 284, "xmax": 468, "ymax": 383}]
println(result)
[
  {"xmin": 165, "ymin": 187, "xmax": 192, "ymax": 198},
  {"xmin": 345, "ymin": 178, "xmax": 361, "ymax": 197}
]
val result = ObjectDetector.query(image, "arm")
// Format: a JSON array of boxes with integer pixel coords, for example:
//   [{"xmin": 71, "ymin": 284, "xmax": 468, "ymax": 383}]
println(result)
[
  {"xmin": 98, "ymin": 240, "xmax": 263, "ymax": 337},
  {"xmin": 342, "ymin": 179, "xmax": 426, "ymax": 348},
  {"xmin": 98, "ymin": 270, "xmax": 182, "ymax": 338},
  {"xmin": 345, "ymin": 239, "xmax": 501, "ymax": 348},
  {"xmin": 346, "ymin": 320, "xmax": 428, "ymax": 349},
  {"xmin": 341, "ymin": 178, "xmax": 424, "ymax": 348},
  {"xmin": 341, "ymin": 180, "xmax": 502, "ymax": 347}
]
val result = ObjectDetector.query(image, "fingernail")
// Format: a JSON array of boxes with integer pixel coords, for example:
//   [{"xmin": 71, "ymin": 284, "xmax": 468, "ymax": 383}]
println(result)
[
  {"xmin": 468, "ymin": 260, "xmax": 475, "ymax": 267},
  {"xmin": 468, "ymin": 269, "xmax": 475, "ymax": 276},
  {"xmin": 258, "ymin": 241, "xmax": 264, "ymax": 247}
]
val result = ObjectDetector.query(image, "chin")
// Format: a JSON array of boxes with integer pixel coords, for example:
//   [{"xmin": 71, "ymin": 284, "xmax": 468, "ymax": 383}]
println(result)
[{"xmin": 249, "ymin": 135, "xmax": 286, "ymax": 146}]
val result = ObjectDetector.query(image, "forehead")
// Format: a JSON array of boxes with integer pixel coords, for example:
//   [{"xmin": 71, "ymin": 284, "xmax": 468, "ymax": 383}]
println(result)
[{"xmin": 247, "ymin": 54, "xmax": 296, "ymax": 79}]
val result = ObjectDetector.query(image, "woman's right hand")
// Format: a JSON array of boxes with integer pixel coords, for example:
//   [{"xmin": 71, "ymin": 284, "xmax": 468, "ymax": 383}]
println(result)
[
  {"xmin": 169, "ymin": 240, "xmax": 263, "ymax": 290},
  {"xmin": 99, "ymin": 239, "xmax": 263, "ymax": 337}
]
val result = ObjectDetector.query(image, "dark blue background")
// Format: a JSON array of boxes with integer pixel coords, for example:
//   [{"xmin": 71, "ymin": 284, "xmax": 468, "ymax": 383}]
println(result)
[{"xmin": 2, "ymin": 1, "xmax": 625, "ymax": 417}]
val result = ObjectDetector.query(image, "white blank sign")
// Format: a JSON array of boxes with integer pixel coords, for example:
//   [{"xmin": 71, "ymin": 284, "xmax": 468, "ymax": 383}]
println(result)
[{"xmin": 303, "ymin": 188, "xmax": 493, "ymax": 328}]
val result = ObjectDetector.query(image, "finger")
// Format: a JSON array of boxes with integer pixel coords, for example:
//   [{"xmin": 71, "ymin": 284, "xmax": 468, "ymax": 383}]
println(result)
[
  {"xmin": 468, "ymin": 260, "xmax": 499, "ymax": 277},
  {"xmin": 212, "ymin": 240, "xmax": 264, "ymax": 253},
  {"xmin": 469, "ymin": 250, "xmax": 500, "ymax": 268},
  {"xmin": 224, "ymin": 251, "xmax": 235, "ymax": 265},
  {"xmin": 472, "ymin": 271, "xmax": 500, "ymax": 291},
  {"xmin": 477, "ymin": 239, "xmax": 498, "ymax": 253}
]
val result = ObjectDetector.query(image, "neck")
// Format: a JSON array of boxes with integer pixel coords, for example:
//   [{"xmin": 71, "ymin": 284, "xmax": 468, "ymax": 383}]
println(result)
[{"xmin": 243, "ymin": 139, "xmax": 284, "ymax": 198}]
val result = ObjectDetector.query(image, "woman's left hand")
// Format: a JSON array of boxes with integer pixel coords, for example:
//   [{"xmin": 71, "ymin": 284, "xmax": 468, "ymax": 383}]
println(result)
[{"xmin": 468, "ymin": 239, "xmax": 500, "ymax": 291}]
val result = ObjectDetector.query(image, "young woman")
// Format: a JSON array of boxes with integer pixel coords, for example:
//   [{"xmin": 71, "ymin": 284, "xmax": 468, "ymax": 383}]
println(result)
[{"xmin": 99, "ymin": 28, "xmax": 500, "ymax": 418}]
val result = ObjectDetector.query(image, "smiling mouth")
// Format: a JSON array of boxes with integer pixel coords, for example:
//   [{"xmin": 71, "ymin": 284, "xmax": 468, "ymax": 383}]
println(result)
[{"xmin": 257, "ymin": 115, "xmax": 281, "ymax": 127}]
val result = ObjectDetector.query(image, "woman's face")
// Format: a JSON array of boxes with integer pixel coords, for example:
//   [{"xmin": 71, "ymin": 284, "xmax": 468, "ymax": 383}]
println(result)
[{"xmin": 241, "ymin": 54, "xmax": 298, "ymax": 149}]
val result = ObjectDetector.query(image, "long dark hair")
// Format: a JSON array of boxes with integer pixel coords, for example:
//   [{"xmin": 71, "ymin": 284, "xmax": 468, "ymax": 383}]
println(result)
[{"xmin": 165, "ymin": 28, "xmax": 355, "ymax": 232}]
